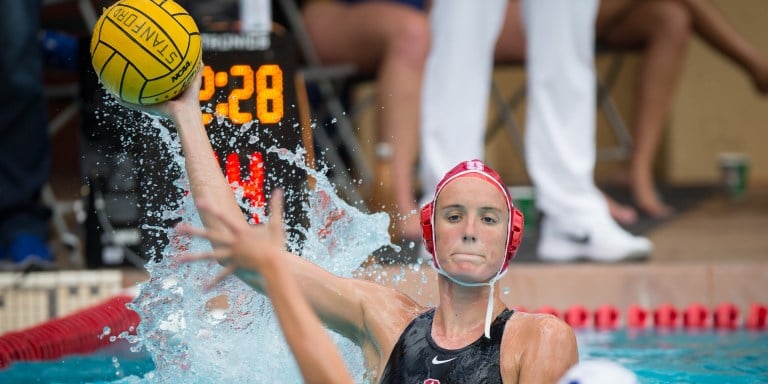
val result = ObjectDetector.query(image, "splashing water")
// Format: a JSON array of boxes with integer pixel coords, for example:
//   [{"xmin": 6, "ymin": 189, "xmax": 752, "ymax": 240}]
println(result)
[{"xmin": 108, "ymin": 111, "xmax": 394, "ymax": 383}]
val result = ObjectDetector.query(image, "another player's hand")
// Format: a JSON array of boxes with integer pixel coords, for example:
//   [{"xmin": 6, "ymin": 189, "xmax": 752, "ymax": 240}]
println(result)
[
  {"xmin": 115, "ymin": 61, "xmax": 203, "ymax": 122},
  {"xmin": 177, "ymin": 189, "xmax": 287, "ymax": 288}
]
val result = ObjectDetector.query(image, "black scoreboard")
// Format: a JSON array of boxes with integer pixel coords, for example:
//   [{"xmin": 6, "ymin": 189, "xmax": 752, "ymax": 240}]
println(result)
[
  {"xmin": 80, "ymin": 30, "xmax": 309, "ymax": 267},
  {"xmin": 198, "ymin": 31, "xmax": 306, "ymax": 225}
]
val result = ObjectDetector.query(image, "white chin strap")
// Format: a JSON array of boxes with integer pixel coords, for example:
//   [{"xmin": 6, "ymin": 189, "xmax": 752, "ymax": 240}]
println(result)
[{"xmin": 433, "ymin": 264, "xmax": 507, "ymax": 339}]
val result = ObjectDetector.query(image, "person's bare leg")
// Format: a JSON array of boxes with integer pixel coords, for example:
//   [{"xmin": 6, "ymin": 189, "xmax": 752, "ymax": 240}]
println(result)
[
  {"xmin": 376, "ymin": 10, "xmax": 429, "ymax": 240},
  {"xmin": 302, "ymin": 2, "xmax": 428, "ymax": 239},
  {"xmin": 678, "ymin": 0, "xmax": 768, "ymax": 93},
  {"xmin": 598, "ymin": 1, "xmax": 692, "ymax": 218},
  {"xmin": 496, "ymin": 1, "xmax": 640, "ymax": 224},
  {"xmin": 493, "ymin": 1, "xmax": 526, "ymax": 64}
]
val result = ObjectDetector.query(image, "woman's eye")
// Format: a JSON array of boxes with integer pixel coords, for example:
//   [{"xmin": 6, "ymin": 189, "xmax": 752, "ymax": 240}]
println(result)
[{"xmin": 482, "ymin": 216, "xmax": 498, "ymax": 224}]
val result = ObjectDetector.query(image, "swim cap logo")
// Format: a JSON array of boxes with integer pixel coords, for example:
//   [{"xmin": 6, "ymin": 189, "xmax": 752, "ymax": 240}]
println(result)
[{"xmin": 465, "ymin": 160, "xmax": 484, "ymax": 171}]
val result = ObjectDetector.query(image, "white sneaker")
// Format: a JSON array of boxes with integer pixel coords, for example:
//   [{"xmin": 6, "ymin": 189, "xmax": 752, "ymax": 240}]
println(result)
[{"xmin": 538, "ymin": 216, "xmax": 652, "ymax": 262}]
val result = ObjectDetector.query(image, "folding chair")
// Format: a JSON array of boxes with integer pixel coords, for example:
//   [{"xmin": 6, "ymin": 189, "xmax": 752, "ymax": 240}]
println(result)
[
  {"xmin": 485, "ymin": 51, "xmax": 634, "ymax": 163},
  {"xmin": 274, "ymin": 0, "xmax": 375, "ymax": 208}
]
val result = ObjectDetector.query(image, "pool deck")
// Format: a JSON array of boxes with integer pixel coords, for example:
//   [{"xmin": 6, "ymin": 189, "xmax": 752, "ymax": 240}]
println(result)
[{"xmin": 2, "ymin": 183, "xmax": 767, "ymax": 333}]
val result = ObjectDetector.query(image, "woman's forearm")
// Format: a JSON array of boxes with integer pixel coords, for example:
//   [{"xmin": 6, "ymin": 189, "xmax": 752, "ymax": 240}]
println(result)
[{"xmin": 172, "ymin": 104, "xmax": 243, "ymax": 230}]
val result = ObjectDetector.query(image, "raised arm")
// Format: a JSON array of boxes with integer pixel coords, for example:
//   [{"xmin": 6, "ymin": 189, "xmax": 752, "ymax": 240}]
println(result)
[
  {"xmin": 263, "ymin": 243, "xmax": 354, "ymax": 384},
  {"xmin": 176, "ymin": 191, "xmax": 418, "ymax": 351},
  {"xmin": 124, "ymin": 67, "xmax": 419, "ymax": 356},
  {"xmin": 180, "ymin": 190, "xmax": 353, "ymax": 383}
]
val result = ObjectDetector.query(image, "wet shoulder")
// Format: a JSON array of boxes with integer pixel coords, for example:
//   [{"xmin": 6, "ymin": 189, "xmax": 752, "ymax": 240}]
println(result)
[
  {"xmin": 500, "ymin": 313, "xmax": 575, "ymax": 358},
  {"xmin": 501, "ymin": 312, "xmax": 579, "ymax": 382},
  {"xmin": 504, "ymin": 311, "xmax": 573, "ymax": 339},
  {"xmin": 500, "ymin": 311, "xmax": 578, "ymax": 381}
]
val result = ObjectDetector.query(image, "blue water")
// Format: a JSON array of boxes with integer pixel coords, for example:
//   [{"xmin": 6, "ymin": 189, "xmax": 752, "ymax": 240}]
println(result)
[
  {"xmin": 577, "ymin": 329, "xmax": 768, "ymax": 383},
  {"xmin": 0, "ymin": 341, "xmax": 154, "ymax": 383},
  {"xmin": 1, "ymin": 329, "xmax": 766, "ymax": 383}
]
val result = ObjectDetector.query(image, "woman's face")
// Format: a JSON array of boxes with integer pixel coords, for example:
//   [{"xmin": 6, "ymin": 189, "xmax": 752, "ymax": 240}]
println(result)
[{"xmin": 433, "ymin": 176, "xmax": 509, "ymax": 284}]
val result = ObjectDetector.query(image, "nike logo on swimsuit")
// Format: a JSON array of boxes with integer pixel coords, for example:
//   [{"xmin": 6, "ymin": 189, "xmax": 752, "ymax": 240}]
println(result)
[
  {"xmin": 566, "ymin": 232, "xmax": 590, "ymax": 244},
  {"xmin": 431, "ymin": 356, "xmax": 457, "ymax": 365}
]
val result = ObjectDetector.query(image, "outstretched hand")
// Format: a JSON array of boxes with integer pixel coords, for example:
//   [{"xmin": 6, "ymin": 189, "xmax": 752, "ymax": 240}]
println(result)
[{"xmin": 177, "ymin": 189, "xmax": 287, "ymax": 288}]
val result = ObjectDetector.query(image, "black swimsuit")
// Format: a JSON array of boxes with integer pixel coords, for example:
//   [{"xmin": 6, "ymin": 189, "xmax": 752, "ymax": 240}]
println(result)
[{"xmin": 380, "ymin": 308, "xmax": 515, "ymax": 384}]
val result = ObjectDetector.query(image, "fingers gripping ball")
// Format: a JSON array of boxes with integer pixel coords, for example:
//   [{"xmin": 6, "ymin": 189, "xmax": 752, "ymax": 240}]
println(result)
[{"xmin": 90, "ymin": 0, "xmax": 202, "ymax": 105}]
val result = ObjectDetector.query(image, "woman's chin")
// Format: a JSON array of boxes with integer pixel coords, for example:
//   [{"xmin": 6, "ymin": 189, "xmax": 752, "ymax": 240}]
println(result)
[{"xmin": 442, "ymin": 263, "xmax": 493, "ymax": 284}]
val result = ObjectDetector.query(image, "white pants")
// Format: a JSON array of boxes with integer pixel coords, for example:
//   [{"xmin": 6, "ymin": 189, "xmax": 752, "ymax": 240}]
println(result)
[
  {"xmin": 420, "ymin": 0, "xmax": 609, "ymax": 228},
  {"xmin": 522, "ymin": 0, "xmax": 609, "ymax": 226},
  {"xmin": 419, "ymin": 0, "xmax": 507, "ymax": 202}
]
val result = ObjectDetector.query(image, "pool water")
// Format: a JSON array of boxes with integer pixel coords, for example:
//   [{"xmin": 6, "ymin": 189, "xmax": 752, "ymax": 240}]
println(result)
[
  {"xmin": 577, "ymin": 329, "xmax": 768, "ymax": 383},
  {"xmin": 0, "ymin": 341, "xmax": 154, "ymax": 384},
  {"xmin": 1, "ymin": 329, "xmax": 765, "ymax": 383}
]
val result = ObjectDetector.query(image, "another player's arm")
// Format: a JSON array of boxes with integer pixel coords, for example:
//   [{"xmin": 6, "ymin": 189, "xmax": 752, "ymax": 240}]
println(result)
[
  {"xmin": 179, "ymin": 191, "xmax": 418, "ymax": 366},
  {"xmin": 131, "ymin": 67, "xmax": 416, "ymax": 364},
  {"xmin": 237, "ymin": 244, "xmax": 418, "ymax": 347},
  {"xmin": 175, "ymin": 183, "xmax": 358, "ymax": 384},
  {"xmin": 258, "ymin": 240, "xmax": 354, "ymax": 384}
]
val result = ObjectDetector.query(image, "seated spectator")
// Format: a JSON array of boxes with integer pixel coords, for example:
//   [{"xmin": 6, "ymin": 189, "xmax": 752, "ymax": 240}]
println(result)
[
  {"xmin": 494, "ymin": 0, "xmax": 768, "ymax": 221},
  {"xmin": 420, "ymin": 0, "xmax": 652, "ymax": 262},
  {"xmin": 298, "ymin": 0, "xmax": 430, "ymax": 244}
]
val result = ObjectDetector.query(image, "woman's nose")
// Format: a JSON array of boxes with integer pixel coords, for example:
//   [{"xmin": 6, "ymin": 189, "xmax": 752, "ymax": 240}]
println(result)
[{"xmin": 462, "ymin": 217, "xmax": 477, "ymax": 242}]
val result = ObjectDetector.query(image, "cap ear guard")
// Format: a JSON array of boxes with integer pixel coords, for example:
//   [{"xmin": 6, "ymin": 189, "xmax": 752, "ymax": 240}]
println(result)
[
  {"xmin": 502, "ymin": 208, "xmax": 525, "ymax": 269},
  {"xmin": 420, "ymin": 202, "xmax": 435, "ymax": 256}
]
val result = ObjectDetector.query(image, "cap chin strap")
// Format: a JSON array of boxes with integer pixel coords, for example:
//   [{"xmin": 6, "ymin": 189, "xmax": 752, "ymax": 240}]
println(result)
[{"xmin": 432, "ymin": 263, "xmax": 507, "ymax": 339}]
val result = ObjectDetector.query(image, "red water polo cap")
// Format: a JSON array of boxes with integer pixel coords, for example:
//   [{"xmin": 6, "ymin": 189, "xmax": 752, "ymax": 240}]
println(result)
[{"xmin": 420, "ymin": 159, "xmax": 524, "ymax": 275}]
